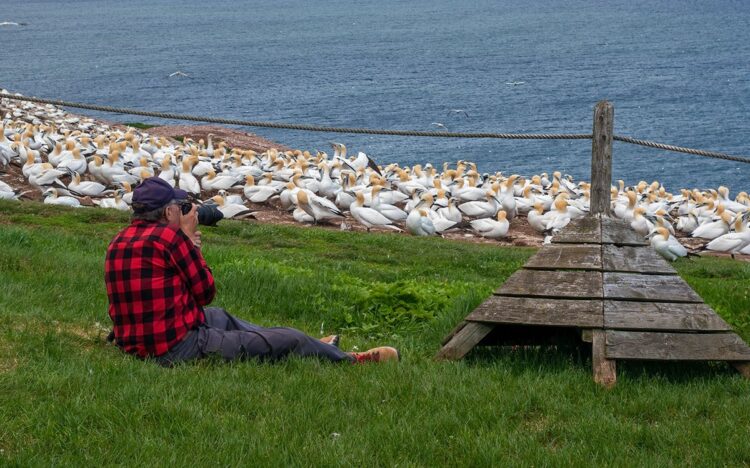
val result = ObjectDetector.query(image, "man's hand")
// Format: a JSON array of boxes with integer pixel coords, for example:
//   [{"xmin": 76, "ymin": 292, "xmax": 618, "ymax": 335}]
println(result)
[
  {"xmin": 179, "ymin": 203, "xmax": 201, "ymax": 247},
  {"xmin": 192, "ymin": 230, "xmax": 202, "ymax": 249}
]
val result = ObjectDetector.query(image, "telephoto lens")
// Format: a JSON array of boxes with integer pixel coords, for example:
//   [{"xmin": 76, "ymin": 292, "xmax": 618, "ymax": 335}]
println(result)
[{"xmin": 197, "ymin": 204, "xmax": 224, "ymax": 226}]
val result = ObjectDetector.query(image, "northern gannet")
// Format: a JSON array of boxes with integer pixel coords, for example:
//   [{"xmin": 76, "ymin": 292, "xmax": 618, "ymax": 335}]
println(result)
[
  {"xmin": 57, "ymin": 148, "xmax": 87, "ymax": 174},
  {"xmin": 406, "ymin": 208, "xmax": 436, "ymax": 236},
  {"xmin": 209, "ymin": 195, "xmax": 255, "ymax": 219},
  {"xmin": 647, "ymin": 227, "xmax": 687, "ymax": 262},
  {"xmin": 201, "ymin": 169, "xmax": 240, "ymax": 191},
  {"xmin": 527, "ymin": 202, "xmax": 547, "ymax": 233},
  {"xmin": 630, "ymin": 207, "xmax": 653, "ymax": 237},
  {"xmin": 437, "ymin": 198, "xmax": 463, "ymax": 224},
  {"xmin": 243, "ymin": 175, "xmax": 279, "ymax": 203},
  {"xmin": 705, "ymin": 213, "xmax": 750, "ymax": 258},
  {"xmin": 295, "ymin": 189, "xmax": 344, "ymax": 224},
  {"xmin": 370, "ymin": 186, "xmax": 408, "ymax": 222},
  {"xmin": 543, "ymin": 197, "xmax": 572, "ymax": 234},
  {"xmin": 178, "ymin": 158, "xmax": 201, "ymax": 195},
  {"xmin": 43, "ymin": 188, "xmax": 80, "ymax": 207},
  {"xmin": 691, "ymin": 211, "xmax": 732, "ymax": 240},
  {"xmin": 458, "ymin": 191, "xmax": 499, "ymax": 219},
  {"xmin": 470, "ymin": 210, "xmax": 510, "ymax": 239},
  {"xmin": 94, "ymin": 191, "xmax": 129, "ymax": 211},
  {"xmin": 350, "ymin": 192, "xmax": 401, "ymax": 232},
  {"xmin": 68, "ymin": 172, "xmax": 108, "ymax": 196}
]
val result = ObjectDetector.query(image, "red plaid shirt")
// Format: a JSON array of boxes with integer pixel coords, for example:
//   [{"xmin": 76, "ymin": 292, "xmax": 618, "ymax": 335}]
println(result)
[{"xmin": 105, "ymin": 220, "xmax": 216, "ymax": 358}]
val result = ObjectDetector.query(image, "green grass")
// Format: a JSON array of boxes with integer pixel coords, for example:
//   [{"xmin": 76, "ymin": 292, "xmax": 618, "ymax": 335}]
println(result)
[{"xmin": 1, "ymin": 200, "xmax": 749, "ymax": 466}]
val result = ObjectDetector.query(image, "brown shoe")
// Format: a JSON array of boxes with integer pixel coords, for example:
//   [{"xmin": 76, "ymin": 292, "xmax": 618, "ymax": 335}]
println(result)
[
  {"xmin": 320, "ymin": 335, "xmax": 340, "ymax": 348},
  {"xmin": 350, "ymin": 346, "xmax": 400, "ymax": 364}
]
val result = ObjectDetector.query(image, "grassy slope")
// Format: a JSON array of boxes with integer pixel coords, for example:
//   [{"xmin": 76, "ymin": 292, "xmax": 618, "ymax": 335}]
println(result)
[{"xmin": 1, "ymin": 200, "xmax": 749, "ymax": 466}]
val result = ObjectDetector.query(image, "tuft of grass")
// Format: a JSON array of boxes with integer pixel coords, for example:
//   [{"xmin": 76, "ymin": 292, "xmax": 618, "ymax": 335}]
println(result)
[{"xmin": 1, "ymin": 199, "xmax": 749, "ymax": 465}]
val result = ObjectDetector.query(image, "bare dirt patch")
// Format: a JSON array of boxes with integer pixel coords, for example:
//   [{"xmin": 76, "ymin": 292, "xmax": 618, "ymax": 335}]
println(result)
[{"xmin": 145, "ymin": 124, "xmax": 291, "ymax": 153}]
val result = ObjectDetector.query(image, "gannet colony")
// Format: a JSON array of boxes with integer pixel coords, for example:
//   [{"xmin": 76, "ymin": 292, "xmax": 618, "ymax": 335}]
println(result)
[{"xmin": 1, "ymin": 90, "xmax": 748, "ymax": 260}]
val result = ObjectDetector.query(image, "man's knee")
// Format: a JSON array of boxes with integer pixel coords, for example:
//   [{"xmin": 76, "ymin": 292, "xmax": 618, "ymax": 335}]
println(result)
[{"xmin": 203, "ymin": 307, "xmax": 231, "ymax": 328}]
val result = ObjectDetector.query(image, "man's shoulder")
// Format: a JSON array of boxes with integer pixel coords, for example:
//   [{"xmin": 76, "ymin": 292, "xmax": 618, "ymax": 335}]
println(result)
[{"xmin": 110, "ymin": 221, "xmax": 183, "ymax": 247}]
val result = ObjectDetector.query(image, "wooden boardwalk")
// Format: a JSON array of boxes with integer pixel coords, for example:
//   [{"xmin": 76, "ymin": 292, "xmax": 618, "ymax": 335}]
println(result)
[{"xmin": 436, "ymin": 216, "xmax": 750, "ymax": 387}]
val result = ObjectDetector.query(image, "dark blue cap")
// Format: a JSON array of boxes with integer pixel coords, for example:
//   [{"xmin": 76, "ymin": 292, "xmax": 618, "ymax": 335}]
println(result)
[{"xmin": 132, "ymin": 177, "xmax": 188, "ymax": 212}]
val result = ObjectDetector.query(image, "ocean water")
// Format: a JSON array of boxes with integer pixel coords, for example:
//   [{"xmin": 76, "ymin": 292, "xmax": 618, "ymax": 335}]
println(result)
[{"xmin": 2, "ymin": 0, "xmax": 749, "ymax": 192}]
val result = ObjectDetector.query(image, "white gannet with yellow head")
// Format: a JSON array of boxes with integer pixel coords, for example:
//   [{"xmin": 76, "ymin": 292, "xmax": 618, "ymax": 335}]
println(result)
[
  {"xmin": 647, "ymin": 227, "xmax": 687, "ymax": 262},
  {"xmin": 706, "ymin": 212, "xmax": 750, "ymax": 259},
  {"xmin": 350, "ymin": 191, "xmax": 401, "ymax": 232},
  {"xmin": 470, "ymin": 210, "xmax": 509, "ymax": 239},
  {"xmin": 295, "ymin": 189, "xmax": 344, "ymax": 224}
]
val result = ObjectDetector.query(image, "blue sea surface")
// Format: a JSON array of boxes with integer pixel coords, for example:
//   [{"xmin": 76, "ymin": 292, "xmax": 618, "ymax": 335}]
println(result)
[{"xmin": 2, "ymin": 0, "xmax": 748, "ymax": 192}]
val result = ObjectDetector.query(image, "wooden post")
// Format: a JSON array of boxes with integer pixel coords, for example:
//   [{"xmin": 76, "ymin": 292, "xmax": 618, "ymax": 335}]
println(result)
[
  {"xmin": 590, "ymin": 101, "xmax": 614, "ymax": 216},
  {"xmin": 592, "ymin": 329, "xmax": 617, "ymax": 388},
  {"xmin": 732, "ymin": 362, "xmax": 750, "ymax": 379}
]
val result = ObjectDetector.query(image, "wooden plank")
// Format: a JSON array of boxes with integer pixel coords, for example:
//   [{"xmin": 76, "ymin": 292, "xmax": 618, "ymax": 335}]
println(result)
[
  {"xmin": 496, "ymin": 270, "xmax": 603, "ymax": 299},
  {"xmin": 593, "ymin": 330, "xmax": 617, "ymax": 388},
  {"xmin": 468, "ymin": 296, "xmax": 603, "ymax": 327},
  {"xmin": 440, "ymin": 320, "xmax": 468, "ymax": 346},
  {"xmin": 601, "ymin": 217, "xmax": 648, "ymax": 245},
  {"xmin": 552, "ymin": 216, "xmax": 601, "ymax": 244},
  {"xmin": 603, "ymin": 273, "xmax": 703, "ymax": 303},
  {"xmin": 605, "ymin": 331, "xmax": 750, "ymax": 361},
  {"xmin": 435, "ymin": 322, "xmax": 495, "ymax": 361},
  {"xmin": 604, "ymin": 301, "xmax": 731, "ymax": 332},
  {"xmin": 524, "ymin": 244, "xmax": 602, "ymax": 271},
  {"xmin": 602, "ymin": 245, "xmax": 675, "ymax": 274},
  {"xmin": 590, "ymin": 101, "xmax": 614, "ymax": 216}
]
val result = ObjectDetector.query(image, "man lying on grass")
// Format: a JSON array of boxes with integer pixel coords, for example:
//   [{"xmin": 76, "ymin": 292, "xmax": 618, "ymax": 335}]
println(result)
[{"xmin": 104, "ymin": 177, "xmax": 399, "ymax": 366}]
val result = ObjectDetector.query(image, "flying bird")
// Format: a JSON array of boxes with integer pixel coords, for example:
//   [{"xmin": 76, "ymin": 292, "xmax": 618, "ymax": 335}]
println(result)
[{"xmin": 447, "ymin": 109, "xmax": 469, "ymax": 118}]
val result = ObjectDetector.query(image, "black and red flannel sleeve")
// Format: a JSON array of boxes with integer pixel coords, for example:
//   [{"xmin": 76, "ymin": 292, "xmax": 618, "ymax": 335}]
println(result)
[{"xmin": 169, "ymin": 229, "xmax": 216, "ymax": 306}]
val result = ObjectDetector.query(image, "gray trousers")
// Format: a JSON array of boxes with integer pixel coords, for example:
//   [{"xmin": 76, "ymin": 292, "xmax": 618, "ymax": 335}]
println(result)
[{"xmin": 156, "ymin": 307, "xmax": 355, "ymax": 366}]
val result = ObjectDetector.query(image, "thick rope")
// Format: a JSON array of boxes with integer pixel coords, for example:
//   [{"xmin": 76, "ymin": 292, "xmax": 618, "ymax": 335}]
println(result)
[
  {"xmin": 2, "ymin": 93, "xmax": 749, "ymax": 164},
  {"xmin": 613, "ymin": 135, "xmax": 750, "ymax": 165},
  {"xmin": 0, "ymin": 93, "xmax": 589, "ymax": 140}
]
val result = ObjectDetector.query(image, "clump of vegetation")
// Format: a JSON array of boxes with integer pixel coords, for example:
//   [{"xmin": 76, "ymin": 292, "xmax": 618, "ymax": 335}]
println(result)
[{"xmin": 332, "ymin": 280, "xmax": 463, "ymax": 338}]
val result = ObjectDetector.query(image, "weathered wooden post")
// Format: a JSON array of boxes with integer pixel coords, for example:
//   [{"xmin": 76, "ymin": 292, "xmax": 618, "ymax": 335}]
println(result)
[
  {"xmin": 590, "ymin": 101, "xmax": 613, "ymax": 216},
  {"xmin": 591, "ymin": 101, "xmax": 616, "ymax": 387}
]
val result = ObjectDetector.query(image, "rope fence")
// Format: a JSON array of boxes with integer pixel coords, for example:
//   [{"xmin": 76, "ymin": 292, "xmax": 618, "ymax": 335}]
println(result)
[{"xmin": 2, "ymin": 92, "xmax": 749, "ymax": 165}]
